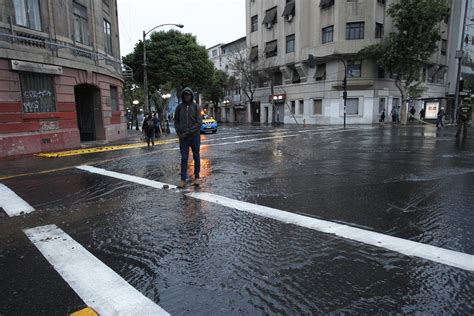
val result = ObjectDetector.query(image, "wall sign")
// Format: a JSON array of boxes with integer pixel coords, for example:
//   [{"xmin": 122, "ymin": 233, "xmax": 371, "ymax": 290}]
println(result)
[{"xmin": 11, "ymin": 60, "xmax": 63, "ymax": 75}]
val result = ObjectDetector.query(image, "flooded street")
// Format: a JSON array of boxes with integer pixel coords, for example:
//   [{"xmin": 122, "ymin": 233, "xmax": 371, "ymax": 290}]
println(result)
[{"xmin": 1, "ymin": 125, "xmax": 473, "ymax": 315}]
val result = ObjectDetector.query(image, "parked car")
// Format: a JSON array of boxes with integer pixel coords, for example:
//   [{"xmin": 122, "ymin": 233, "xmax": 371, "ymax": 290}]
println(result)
[{"xmin": 200, "ymin": 115, "xmax": 218, "ymax": 134}]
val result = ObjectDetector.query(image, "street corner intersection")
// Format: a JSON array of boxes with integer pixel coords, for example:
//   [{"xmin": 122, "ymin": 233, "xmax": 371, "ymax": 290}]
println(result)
[{"xmin": 0, "ymin": 125, "xmax": 473, "ymax": 315}]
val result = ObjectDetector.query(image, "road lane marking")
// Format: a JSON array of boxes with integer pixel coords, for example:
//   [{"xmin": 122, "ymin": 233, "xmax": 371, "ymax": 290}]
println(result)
[
  {"xmin": 76, "ymin": 166, "xmax": 474, "ymax": 272},
  {"xmin": 188, "ymin": 192, "xmax": 474, "ymax": 272},
  {"xmin": 77, "ymin": 165, "xmax": 177, "ymax": 190},
  {"xmin": 0, "ymin": 183, "xmax": 35, "ymax": 216},
  {"xmin": 0, "ymin": 128, "xmax": 347, "ymax": 181},
  {"xmin": 24, "ymin": 224, "xmax": 169, "ymax": 316}
]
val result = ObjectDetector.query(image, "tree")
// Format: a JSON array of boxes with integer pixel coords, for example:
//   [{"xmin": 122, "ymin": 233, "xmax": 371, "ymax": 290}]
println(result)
[
  {"xmin": 358, "ymin": 0, "xmax": 449, "ymax": 123},
  {"xmin": 123, "ymin": 30, "xmax": 214, "ymax": 97},
  {"xmin": 228, "ymin": 50, "xmax": 265, "ymax": 108},
  {"xmin": 202, "ymin": 69, "xmax": 228, "ymax": 108}
]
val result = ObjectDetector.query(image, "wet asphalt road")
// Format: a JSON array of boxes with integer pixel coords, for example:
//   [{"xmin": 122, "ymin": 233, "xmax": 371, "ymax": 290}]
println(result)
[{"xmin": 0, "ymin": 124, "xmax": 473, "ymax": 315}]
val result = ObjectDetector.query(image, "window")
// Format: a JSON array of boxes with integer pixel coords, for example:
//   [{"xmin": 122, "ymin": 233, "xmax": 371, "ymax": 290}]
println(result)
[
  {"xmin": 13, "ymin": 0, "xmax": 41, "ymax": 31},
  {"xmin": 313, "ymin": 99, "xmax": 322, "ymax": 115},
  {"xmin": 347, "ymin": 61, "xmax": 362, "ymax": 78},
  {"xmin": 291, "ymin": 101, "xmax": 296, "ymax": 114},
  {"xmin": 262, "ymin": 7, "xmax": 277, "ymax": 28},
  {"xmin": 322, "ymin": 26, "xmax": 334, "ymax": 44},
  {"xmin": 375, "ymin": 23, "xmax": 383, "ymax": 39},
  {"xmin": 20, "ymin": 73, "xmax": 56, "ymax": 113},
  {"xmin": 320, "ymin": 0, "xmax": 335, "ymax": 9},
  {"xmin": 251, "ymin": 15, "xmax": 258, "ymax": 32},
  {"xmin": 110, "ymin": 86, "xmax": 118, "ymax": 111},
  {"xmin": 104, "ymin": 19, "xmax": 112, "ymax": 55},
  {"xmin": 377, "ymin": 0, "xmax": 386, "ymax": 4},
  {"xmin": 73, "ymin": 2, "xmax": 89, "ymax": 44},
  {"xmin": 249, "ymin": 46, "xmax": 259, "ymax": 62},
  {"xmin": 346, "ymin": 98, "xmax": 359, "ymax": 115},
  {"xmin": 264, "ymin": 40, "xmax": 277, "ymax": 58},
  {"xmin": 282, "ymin": 1, "xmax": 295, "ymax": 21},
  {"xmin": 378, "ymin": 66, "xmax": 385, "ymax": 79},
  {"xmin": 441, "ymin": 39, "xmax": 447, "ymax": 56},
  {"xmin": 286, "ymin": 34, "xmax": 295, "ymax": 53},
  {"xmin": 299, "ymin": 100, "xmax": 304, "ymax": 114},
  {"xmin": 212, "ymin": 49, "xmax": 217, "ymax": 57},
  {"xmin": 346, "ymin": 22, "xmax": 365, "ymax": 40}
]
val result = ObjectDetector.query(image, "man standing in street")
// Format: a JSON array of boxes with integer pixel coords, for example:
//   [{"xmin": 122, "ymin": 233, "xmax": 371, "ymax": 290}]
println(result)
[
  {"xmin": 456, "ymin": 97, "xmax": 473, "ymax": 139},
  {"xmin": 174, "ymin": 88, "xmax": 202, "ymax": 188},
  {"xmin": 436, "ymin": 107, "xmax": 445, "ymax": 128}
]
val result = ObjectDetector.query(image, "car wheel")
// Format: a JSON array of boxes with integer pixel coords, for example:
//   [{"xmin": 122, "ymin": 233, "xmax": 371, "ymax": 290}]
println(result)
[{"xmin": 212, "ymin": 130, "xmax": 217, "ymax": 134}]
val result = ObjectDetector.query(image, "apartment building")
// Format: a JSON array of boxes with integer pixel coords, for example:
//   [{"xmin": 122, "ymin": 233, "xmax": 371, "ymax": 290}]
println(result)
[
  {"xmin": 0, "ymin": 0, "xmax": 125, "ymax": 157},
  {"xmin": 207, "ymin": 36, "xmax": 247, "ymax": 123},
  {"xmin": 246, "ymin": 0, "xmax": 450, "ymax": 125}
]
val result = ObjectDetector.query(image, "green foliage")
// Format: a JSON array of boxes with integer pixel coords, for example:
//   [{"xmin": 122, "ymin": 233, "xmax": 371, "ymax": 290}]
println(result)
[
  {"xmin": 358, "ymin": 0, "xmax": 449, "ymax": 99},
  {"xmin": 123, "ymin": 30, "xmax": 214, "ymax": 94},
  {"xmin": 202, "ymin": 69, "xmax": 228, "ymax": 106}
]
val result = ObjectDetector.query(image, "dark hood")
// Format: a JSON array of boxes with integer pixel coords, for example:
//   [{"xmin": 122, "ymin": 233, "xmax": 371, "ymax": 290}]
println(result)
[{"xmin": 181, "ymin": 87, "xmax": 195, "ymax": 104}]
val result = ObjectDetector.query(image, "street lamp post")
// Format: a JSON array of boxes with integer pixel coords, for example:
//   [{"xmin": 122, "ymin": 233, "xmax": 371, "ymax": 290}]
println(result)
[
  {"xmin": 143, "ymin": 23, "xmax": 183, "ymax": 114},
  {"xmin": 132, "ymin": 100, "xmax": 140, "ymax": 130},
  {"xmin": 453, "ymin": 0, "xmax": 470, "ymax": 123}
]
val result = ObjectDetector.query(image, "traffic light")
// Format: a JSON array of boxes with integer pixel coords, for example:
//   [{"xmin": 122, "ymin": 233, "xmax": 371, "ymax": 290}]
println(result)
[{"xmin": 342, "ymin": 77, "xmax": 347, "ymax": 100}]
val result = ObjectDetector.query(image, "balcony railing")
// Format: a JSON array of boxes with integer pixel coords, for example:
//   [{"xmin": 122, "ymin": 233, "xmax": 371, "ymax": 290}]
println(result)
[{"xmin": 0, "ymin": 30, "xmax": 122, "ymax": 74}]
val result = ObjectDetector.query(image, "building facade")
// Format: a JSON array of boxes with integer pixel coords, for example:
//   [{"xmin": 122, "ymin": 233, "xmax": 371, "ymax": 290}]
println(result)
[
  {"xmin": 207, "ymin": 37, "xmax": 247, "ymax": 123},
  {"xmin": 0, "ymin": 0, "xmax": 126, "ymax": 157},
  {"xmin": 246, "ymin": 0, "xmax": 450, "ymax": 125}
]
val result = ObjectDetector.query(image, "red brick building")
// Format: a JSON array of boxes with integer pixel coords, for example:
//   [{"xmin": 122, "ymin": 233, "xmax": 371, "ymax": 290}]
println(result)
[{"xmin": 0, "ymin": 0, "xmax": 126, "ymax": 157}]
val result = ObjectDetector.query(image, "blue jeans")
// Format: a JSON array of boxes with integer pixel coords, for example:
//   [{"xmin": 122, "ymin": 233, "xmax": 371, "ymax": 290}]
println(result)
[{"xmin": 179, "ymin": 133, "xmax": 200, "ymax": 181}]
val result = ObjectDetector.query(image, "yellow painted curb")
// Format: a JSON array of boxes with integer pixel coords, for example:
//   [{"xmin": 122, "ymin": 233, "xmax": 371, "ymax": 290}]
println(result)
[
  {"xmin": 34, "ymin": 138, "xmax": 179, "ymax": 158},
  {"xmin": 70, "ymin": 307, "xmax": 98, "ymax": 316}
]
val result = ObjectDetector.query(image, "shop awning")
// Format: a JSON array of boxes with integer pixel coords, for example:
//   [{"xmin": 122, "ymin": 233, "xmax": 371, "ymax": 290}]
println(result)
[
  {"xmin": 320, "ymin": 0, "xmax": 334, "ymax": 8},
  {"xmin": 282, "ymin": 1, "xmax": 295, "ymax": 17},
  {"xmin": 264, "ymin": 41, "xmax": 277, "ymax": 54},
  {"xmin": 249, "ymin": 46, "xmax": 259, "ymax": 61},
  {"xmin": 314, "ymin": 64, "xmax": 326, "ymax": 80},
  {"xmin": 262, "ymin": 7, "xmax": 277, "ymax": 25}
]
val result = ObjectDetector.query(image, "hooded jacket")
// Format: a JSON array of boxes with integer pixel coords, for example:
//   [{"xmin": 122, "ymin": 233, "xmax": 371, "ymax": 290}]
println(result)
[{"xmin": 174, "ymin": 87, "xmax": 202, "ymax": 139}]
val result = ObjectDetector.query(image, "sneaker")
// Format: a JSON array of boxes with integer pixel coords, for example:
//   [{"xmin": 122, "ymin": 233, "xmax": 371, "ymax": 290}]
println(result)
[
  {"xmin": 193, "ymin": 178, "xmax": 200, "ymax": 186},
  {"xmin": 177, "ymin": 180, "xmax": 186, "ymax": 189}
]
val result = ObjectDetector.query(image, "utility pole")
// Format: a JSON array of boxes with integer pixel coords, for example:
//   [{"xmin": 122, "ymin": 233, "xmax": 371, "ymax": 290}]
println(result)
[
  {"xmin": 453, "ymin": 0, "xmax": 469, "ymax": 123},
  {"xmin": 343, "ymin": 75, "xmax": 347, "ymax": 129},
  {"xmin": 143, "ymin": 30, "xmax": 149, "ymax": 113}
]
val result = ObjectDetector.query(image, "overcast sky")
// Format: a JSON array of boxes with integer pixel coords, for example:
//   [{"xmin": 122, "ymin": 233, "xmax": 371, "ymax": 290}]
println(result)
[{"xmin": 117, "ymin": 0, "xmax": 246, "ymax": 57}]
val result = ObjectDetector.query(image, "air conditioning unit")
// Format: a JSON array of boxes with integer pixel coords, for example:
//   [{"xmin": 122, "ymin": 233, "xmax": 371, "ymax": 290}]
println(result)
[
  {"xmin": 267, "ymin": 23, "xmax": 273, "ymax": 29},
  {"xmin": 287, "ymin": 15, "xmax": 294, "ymax": 22}
]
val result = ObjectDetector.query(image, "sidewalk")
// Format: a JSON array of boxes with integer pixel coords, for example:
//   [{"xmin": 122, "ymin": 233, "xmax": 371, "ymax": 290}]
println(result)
[{"xmin": 81, "ymin": 126, "xmax": 176, "ymax": 149}]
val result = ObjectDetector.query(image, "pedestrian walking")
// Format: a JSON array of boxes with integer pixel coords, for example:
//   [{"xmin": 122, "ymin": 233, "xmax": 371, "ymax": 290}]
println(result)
[
  {"xmin": 174, "ymin": 87, "xmax": 202, "ymax": 189},
  {"xmin": 391, "ymin": 107, "xmax": 397, "ymax": 124},
  {"xmin": 419, "ymin": 107, "xmax": 425, "ymax": 121},
  {"xmin": 409, "ymin": 106, "xmax": 416, "ymax": 123},
  {"xmin": 142, "ymin": 113, "xmax": 155, "ymax": 147},
  {"xmin": 436, "ymin": 107, "xmax": 445, "ymax": 128},
  {"xmin": 456, "ymin": 97, "xmax": 473, "ymax": 139},
  {"xmin": 153, "ymin": 113, "xmax": 161, "ymax": 138},
  {"xmin": 379, "ymin": 110, "xmax": 386, "ymax": 126}
]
